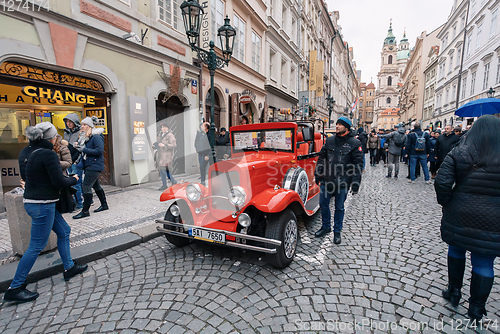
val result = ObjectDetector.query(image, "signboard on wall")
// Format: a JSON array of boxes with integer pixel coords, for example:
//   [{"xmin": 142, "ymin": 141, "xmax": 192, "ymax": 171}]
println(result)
[
  {"xmin": 0, "ymin": 160, "xmax": 21, "ymax": 186},
  {"xmin": 84, "ymin": 107, "xmax": 107, "ymax": 134},
  {"xmin": 129, "ymin": 96, "xmax": 148, "ymax": 161}
]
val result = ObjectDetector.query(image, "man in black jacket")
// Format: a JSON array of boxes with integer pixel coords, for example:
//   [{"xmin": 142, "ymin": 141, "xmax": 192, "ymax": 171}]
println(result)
[
  {"xmin": 195, "ymin": 122, "xmax": 212, "ymax": 185},
  {"xmin": 314, "ymin": 117, "xmax": 363, "ymax": 244},
  {"xmin": 406, "ymin": 123, "xmax": 431, "ymax": 183},
  {"xmin": 435, "ymin": 125, "xmax": 460, "ymax": 170}
]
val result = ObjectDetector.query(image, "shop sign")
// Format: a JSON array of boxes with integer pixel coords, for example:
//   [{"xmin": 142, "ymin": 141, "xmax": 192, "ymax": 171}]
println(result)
[
  {"xmin": 191, "ymin": 80, "xmax": 198, "ymax": 94},
  {"xmin": 129, "ymin": 97, "xmax": 148, "ymax": 161},
  {"xmin": 84, "ymin": 107, "xmax": 107, "ymax": 135},
  {"xmin": 0, "ymin": 160, "xmax": 21, "ymax": 187},
  {"xmin": 0, "ymin": 84, "xmax": 95, "ymax": 106},
  {"xmin": 240, "ymin": 95, "xmax": 251, "ymax": 104}
]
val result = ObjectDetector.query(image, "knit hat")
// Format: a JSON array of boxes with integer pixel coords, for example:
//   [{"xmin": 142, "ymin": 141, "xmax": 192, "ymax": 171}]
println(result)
[
  {"xmin": 25, "ymin": 122, "xmax": 57, "ymax": 141},
  {"xmin": 336, "ymin": 116, "xmax": 352, "ymax": 130},
  {"xmin": 81, "ymin": 116, "xmax": 98, "ymax": 128}
]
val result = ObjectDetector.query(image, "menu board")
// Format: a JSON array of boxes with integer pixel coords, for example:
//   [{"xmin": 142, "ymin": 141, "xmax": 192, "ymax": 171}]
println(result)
[
  {"xmin": 233, "ymin": 132, "xmax": 257, "ymax": 150},
  {"xmin": 265, "ymin": 130, "xmax": 292, "ymax": 150}
]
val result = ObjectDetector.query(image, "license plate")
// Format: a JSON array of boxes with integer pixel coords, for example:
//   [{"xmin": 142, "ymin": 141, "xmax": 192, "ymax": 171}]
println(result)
[{"xmin": 189, "ymin": 228, "xmax": 226, "ymax": 244}]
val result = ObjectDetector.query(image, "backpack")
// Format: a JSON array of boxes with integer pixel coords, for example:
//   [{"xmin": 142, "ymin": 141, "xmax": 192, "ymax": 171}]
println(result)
[
  {"xmin": 414, "ymin": 132, "xmax": 426, "ymax": 152},
  {"xmin": 393, "ymin": 132, "xmax": 405, "ymax": 147}
]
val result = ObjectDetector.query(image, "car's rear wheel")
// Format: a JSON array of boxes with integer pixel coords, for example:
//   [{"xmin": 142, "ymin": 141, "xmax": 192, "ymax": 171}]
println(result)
[
  {"xmin": 265, "ymin": 209, "xmax": 298, "ymax": 268},
  {"xmin": 164, "ymin": 202, "xmax": 190, "ymax": 247}
]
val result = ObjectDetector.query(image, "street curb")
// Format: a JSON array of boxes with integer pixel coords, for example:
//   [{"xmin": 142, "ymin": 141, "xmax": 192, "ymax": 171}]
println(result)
[{"xmin": 0, "ymin": 224, "xmax": 163, "ymax": 293}]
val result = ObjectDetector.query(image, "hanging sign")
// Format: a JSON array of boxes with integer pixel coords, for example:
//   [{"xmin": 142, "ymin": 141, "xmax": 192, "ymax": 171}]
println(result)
[
  {"xmin": 84, "ymin": 107, "xmax": 108, "ymax": 134},
  {"xmin": 240, "ymin": 95, "xmax": 251, "ymax": 104}
]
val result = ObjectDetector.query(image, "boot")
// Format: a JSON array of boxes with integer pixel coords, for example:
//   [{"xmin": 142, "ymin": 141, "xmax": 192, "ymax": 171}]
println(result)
[
  {"xmin": 94, "ymin": 189, "xmax": 108, "ymax": 213},
  {"xmin": 442, "ymin": 256, "xmax": 466, "ymax": 306},
  {"xmin": 63, "ymin": 261, "xmax": 88, "ymax": 281},
  {"xmin": 468, "ymin": 272, "xmax": 494, "ymax": 321},
  {"xmin": 333, "ymin": 232, "xmax": 341, "ymax": 245},
  {"xmin": 4, "ymin": 286, "xmax": 39, "ymax": 303},
  {"xmin": 73, "ymin": 193, "xmax": 92, "ymax": 219}
]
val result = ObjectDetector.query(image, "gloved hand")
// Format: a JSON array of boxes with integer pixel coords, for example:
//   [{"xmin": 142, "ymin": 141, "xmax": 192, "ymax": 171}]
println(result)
[
  {"xmin": 351, "ymin": 184, "xmax": 359, "ymax": 195},
  {"xmin": 74, "ymin": 143, "xmax": 84, "ymax": 152}
]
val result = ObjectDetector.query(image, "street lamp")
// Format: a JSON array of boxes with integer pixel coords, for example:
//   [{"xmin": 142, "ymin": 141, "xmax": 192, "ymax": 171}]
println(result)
[
  {"xmin": 181, "ymin": 0, "xmax": 236, "ymax": 163},
  {"xmin": 326, "ymin": 96, "xmax": 335, "ymax": 127},
  {"xmin": 487, "ymin": 87, "xmax": 495, "ymax": 98}
]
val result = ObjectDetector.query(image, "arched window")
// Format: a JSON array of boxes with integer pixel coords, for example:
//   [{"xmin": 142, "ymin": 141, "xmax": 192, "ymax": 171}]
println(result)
[
  {"xmin": 387, "ymin": 97, "xmax": 391, "ymax": 104},
  {"xmin": 388, "ymin": 55, "xmax": 393, "ymax": 64},
  {"xmin": 387, "ymin": 76, "xmax": 392, "ymax": 86}
]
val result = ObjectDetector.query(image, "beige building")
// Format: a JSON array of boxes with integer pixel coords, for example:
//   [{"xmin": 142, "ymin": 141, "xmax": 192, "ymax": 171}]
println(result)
[
  {"xmin": 399, "ymin": 28, "xmax": 441, "ymax": 125},
  {"xmin": 378, "ymin": 108, "xmax": 400, "ymax": 130},
  {"xmin": 358, "ymin": 82, "xmax": 375, "ymax": 130},
  {"xmin": 422, "ymin": 46, "xmax": 440, "ymax": 129}
]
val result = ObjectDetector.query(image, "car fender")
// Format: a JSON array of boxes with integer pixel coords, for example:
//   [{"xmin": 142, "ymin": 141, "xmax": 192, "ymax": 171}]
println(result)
[{"xmin": 248, "ymin": 188, "xmax": 305, "ymax": 214}]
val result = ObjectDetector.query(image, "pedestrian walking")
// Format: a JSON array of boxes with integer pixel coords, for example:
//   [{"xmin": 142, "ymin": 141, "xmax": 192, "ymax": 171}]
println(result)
[
  {"xmin": 368, "ymin": 130, "xmax": 379, "ymax": 166},
  {"xmin": 3, "ymin": 122, "xmax": 87, "ymax": 303},
  {"xmin": 405, "ymin": 123, "xmax": 431, "ymax": 183},
  {"xmin": 377, "ymin": 125, "xmax": 406, "ymax": 178},
  {"xmin": 216, "ymin": 127, "xmax": 230, "ymax": 161},
  {"xmin": 454, "ymin": 126, "xmax": 463, "ymax": 137},
  {"xmin": 154, "ymin": 122, "xmax": 177, "ymax": 190},
  {"xmin": 195, "ymin": 122, "xmax": 212, "ymax": 185},
  {"xmin": 53, "ymin": 134, "xmax": 72, "ymax": 173},
  {"xmin": 377, "ymin": 129, "xmax": 387, "ymax": 165},
  {"xmin": 63, "ymin": 113, "xmax": 83, "ymax": 209},
  {"xmin": 314, "ymin": 116, "xmax": 363, "ymax": 244},
  {"xmin": 355, "ymin": 128, "xmax": 368, "ymax": 171},
  {"xmin": 428, "ymin": 130, "xmax": 440, "ymax": 179},
  {"xmin": 435, "ymin": 115, "xmax": 500, "ymax": 321},
  {"xmin": 72, "ymin": 116, "xmax": 108, "ymax": 219},
  {"xmin": 435, "ymin": 125, "xmax": 460, "ymax": 171}
]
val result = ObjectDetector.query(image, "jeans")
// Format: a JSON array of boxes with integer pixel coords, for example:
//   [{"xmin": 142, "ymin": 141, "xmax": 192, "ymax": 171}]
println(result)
[
  {"xmin": 387, "ymin": 153, "xmax": 400, "ymax": 176},
  {"xmin": 10, "ymin": 203, "xmax": 74, "ymax": 289},
  {"xmin": 319, "ymin": 184, "xmax": 349, "ymax": 233},
  {"xmin": 68, "ymin": 164, "xmax": 83, "ymax": 206},
  {"xmin": 369, "ymin": 148, "xmax": 378, "ymax": 165},
  {"xmin": 82, "ymin": 170, "xmax": 103, "ymax": 194},
  {"xmin": 378, "ymin": 148, "xmax": 387, "ymax": 164},
  {"xmin": 362, "ymin": 153, "xmax": 366, "ymax": 171},
  {"xmin": 448, "ymin": 245, "xmax": 496, "ymax": 278},
  {"xmin": 409, "ymin": 154, "xmax": 430, "ymax": 181},
  {"xmin": 159, "ymin": 166, "xmax": 176, "ymax": 187},
  {"xmin": 198, "ymin": 153, "xmax": 210, "ymax": 184}
]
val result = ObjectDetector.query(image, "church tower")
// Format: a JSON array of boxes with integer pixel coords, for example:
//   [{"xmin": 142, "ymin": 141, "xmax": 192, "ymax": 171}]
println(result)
[
  {"xmin": 374, "ymin": 21, "xmax": 402, "ymax": 128},
  {"xmin": 397, "ymin": 31, "xmax": 411, "ymax": 75}
]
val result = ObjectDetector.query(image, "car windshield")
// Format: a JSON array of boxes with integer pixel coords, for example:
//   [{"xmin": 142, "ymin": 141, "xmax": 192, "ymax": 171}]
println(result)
[{"xmin": 232, "ymin": 128, "xmax": 294, "ymax": 153}]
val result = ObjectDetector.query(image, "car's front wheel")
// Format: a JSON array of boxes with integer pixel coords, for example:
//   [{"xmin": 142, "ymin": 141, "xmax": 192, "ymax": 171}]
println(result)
[
  {"xmin": 265, "ymin": 209, "xmax": 298, "ymax": 268},
  {"xmin": 164, "ymin": 202, "xmax": 191, "ymax": 247}
]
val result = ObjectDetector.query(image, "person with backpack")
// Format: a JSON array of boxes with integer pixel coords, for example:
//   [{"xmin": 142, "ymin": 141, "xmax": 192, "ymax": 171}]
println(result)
[
  {"xmin": 377, "ymin": 125, "xmax": 406, "ymax": 178},
  {"xmin": 406, "ymin": 123, "xmax": 431, "ymax": 184}
]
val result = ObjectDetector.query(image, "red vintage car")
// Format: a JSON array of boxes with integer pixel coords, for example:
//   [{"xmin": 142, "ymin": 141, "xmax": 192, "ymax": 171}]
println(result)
[{"xmin": 156, "ymin": 121, "xmax": 325, "ymax": 268}]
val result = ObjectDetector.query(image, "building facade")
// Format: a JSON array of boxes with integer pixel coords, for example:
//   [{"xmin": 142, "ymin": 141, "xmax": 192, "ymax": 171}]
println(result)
[
  {"xmin": 358, "ymin": 82, "xmax": 375, "ymax": 130},
  {"xmin": 378, "ymin": 107, "xmax": 400, "ymax": 130},
  {"xmin": 433, "ymin": 0, "xmax": 500, "ymax": 129},
  {"xmin": 422, "ymin": 46, "xmax": 440, "ymax": 128}
]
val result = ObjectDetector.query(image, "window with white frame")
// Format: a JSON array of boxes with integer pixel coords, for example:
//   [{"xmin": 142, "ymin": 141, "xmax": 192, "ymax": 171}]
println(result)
[
  {"xmin": 290, "ymin": 66, "xmax": 296, "ymax": 93},
  {"xmin": 451, "ymin": 85, "xmax": 456, "ymax": 102},
  {"xmin": 456, "ymin": 47, "xmax": 461, "ymax": 67},
  {"xmin": 475, "ymin": 24, "xmax": 482, "ymax": 50},
  {"xmin": 470, "ymin": 71, "xmax": 476, "ymax": 95},
  {"xmin": 483, "ymin": 63, "xmax": 490, "ymax": 90},
  {"xmin": 251, "ymin": 31, "xmax": 261, "ymax": 72},
  {"xmin": 445, "ymin": 88, "xmax": 449, "ymax": 104},
  {"xmin": 460, "ymin": 14, "xmax": 466, "ymax": 30},
  {"xmin": 449, "ymin": 55, "xmax": 454, "ymax": 73},
  {"xmin": 490, "ymin": 8, "xmax": 498, "ymax": 39},
  {"xmin": 270, "ymin": 0, "xmax": 274, "ymax": 17},
  {"xmin": 270, "ymin": 49, "xmax": 276, "ymax": 81},
  {"xmin": 497, "ymin": 57, "xmax": 500, "ymax": 83},
  {"xmin": 291, "ymin": 17, "xmax": 297, "ymax": 44},
  {"xmin": 471, "ymin": 0, "xmax": 476, "ymax": 16},
  {"xmin": 281, "ymin": 59, "xmax": 287, "ymax": 87},
  {"xmin": 461, "ymin": 77, "xmax": 467, "ymax": 99},
  {"xmin": 466, "ymin": 33, "xmax": 472, "ymax": 57},
  {"xmin": 452, "ymin": 23, "xmax": 457, "ymax": 39},
  {"xmin": 158, "ymin": 0, "xmax": 182, "ymax": 30},
  {"xmin": 211, "ymin": 0, "xmax": 224, "ymax": 48},
  {"xmin": 282, "ymin": 4, "xmax": 287, "ymax": 29},
  {"xmin": 233, "ymin": 14, "xmax": 245, "ymax": 63}
]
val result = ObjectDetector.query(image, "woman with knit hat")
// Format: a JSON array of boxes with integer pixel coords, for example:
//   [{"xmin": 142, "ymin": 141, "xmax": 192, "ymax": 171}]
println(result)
[
  {"xmin": 4, "ymin": 122, "xmax": 87, "ymax": 303},
  {"xmin": 72, "ymin": 116, "xmax": 109, "ymax": 219}
]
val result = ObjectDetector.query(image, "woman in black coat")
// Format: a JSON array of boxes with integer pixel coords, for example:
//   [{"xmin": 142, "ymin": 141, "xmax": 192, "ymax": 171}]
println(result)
[
  {"xmin": 4, "ymin": 123, "xmax": 87, "ymax": 303},
  {"xmin": 434, "ymin": 115, "xmax": 500, "ymax": 321}
]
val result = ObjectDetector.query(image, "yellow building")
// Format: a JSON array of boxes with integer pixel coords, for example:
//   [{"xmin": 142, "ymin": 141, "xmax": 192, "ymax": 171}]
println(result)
[{"xmin": 378, "ymin": 108, "xmax": 400, "ymax": 130}]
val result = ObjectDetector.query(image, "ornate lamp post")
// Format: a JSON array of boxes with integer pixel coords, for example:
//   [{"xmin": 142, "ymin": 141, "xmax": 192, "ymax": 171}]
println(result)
[
  {"xmin": 181, "ymin": 0, "xmax": 236, "ymax": 163},
  {"xmin": 487, "ymin": 87, "xmax": 495, "ymax": 98},
  {"xmin": 326, "ymin": 96, "xmax": 335, "ymax": 127}
]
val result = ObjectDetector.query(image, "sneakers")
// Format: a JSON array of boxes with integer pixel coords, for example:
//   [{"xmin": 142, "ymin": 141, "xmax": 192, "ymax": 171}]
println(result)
[
  {"xmin": 158, "ymin": 185, "xmax": 167, "ymax": 191},
  {"xmin": 386, "ymin": 174, "xmax": 392, "ymax": 178},
  {"xmin": 408, "ymin": 180, "xmax": 415, "ymax": 184},
  {"xmin": 315, "ymin": 227, "xmax": 331, "ymax": 238},
  {"xmin": 64, "ymin": 261, "xmax": 88, "ymax": 281},
  {"xmin": 4, "ymin": 286, "xmax": 39, "ymax": 303},
  {"xmin": 425, "ymin": 180, "xmax": 432, "ymax": 184}
]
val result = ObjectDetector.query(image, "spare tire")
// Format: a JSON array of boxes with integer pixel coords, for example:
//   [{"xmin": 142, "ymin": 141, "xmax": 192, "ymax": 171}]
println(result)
[{"xmin": 282, "ymin": 167, "xmax": 309, "ymax": 204}]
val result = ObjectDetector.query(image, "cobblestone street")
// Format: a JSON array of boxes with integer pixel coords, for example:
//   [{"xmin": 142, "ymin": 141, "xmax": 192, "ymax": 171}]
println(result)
[{"xmin": 1, "ymin": 163, "xmax": 499, "ymax": 333}]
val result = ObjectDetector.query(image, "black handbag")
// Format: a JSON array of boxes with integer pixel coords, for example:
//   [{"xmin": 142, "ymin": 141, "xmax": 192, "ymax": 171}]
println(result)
[{"xmin": 56, "ymin": 187, "xmax": 77, "ymax": 213}]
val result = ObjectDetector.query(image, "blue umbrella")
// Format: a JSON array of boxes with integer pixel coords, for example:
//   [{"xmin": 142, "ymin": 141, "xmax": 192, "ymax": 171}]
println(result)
[{"xmin": 454, "ymin": 98, "xmax": 500, "ymax": 117}]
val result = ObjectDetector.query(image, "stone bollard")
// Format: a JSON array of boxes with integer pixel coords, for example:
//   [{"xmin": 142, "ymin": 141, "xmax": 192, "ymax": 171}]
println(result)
[
  {"xmin": 5, "ymin": 188, "xmax": 57, "ymax": 255},
  {"xmin": 0, "ymin": 175, "xmax": 5, "ymax": 213}
]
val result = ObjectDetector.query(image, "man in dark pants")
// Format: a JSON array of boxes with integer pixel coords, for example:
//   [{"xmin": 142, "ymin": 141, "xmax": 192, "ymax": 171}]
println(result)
[
  {"xmin": 314, "ymin": 117, "xmax": 364, "ymax": 244},
  {"xmin": 435, "ymin": 125, "xmax": 460, "ymax": 171},
  {"xmin": 195, "ymin": 122, "xmax": 212, "ymax": 185}
]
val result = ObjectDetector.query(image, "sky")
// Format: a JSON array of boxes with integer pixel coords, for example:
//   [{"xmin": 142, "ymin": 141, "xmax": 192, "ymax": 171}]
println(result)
[{"xmin": 326, "ymin": 0, "xmax": 454, "ymax": 86}]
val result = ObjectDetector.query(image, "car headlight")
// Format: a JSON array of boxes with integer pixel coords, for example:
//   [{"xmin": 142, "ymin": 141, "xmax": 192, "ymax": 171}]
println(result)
[
  {"xmin": 228, "ymin": 186, "xmax": 246, "ymax": 206},
  {"xmin": 186, "ymin": 183, "xmax": 202, "ymax": 202},
  {"xmin": 169, "ymin": 204, "xmax": 180, "ymax": 217},
  {"xmin": 238, "ymin": 213, "xmax": 251, "ymax": 227}
]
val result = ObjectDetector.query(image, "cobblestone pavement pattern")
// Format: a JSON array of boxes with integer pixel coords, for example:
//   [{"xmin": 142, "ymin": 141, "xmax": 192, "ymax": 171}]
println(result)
[{"xmin": 1, "ymin": 164, "xmax": 499, "ymax": 333}]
